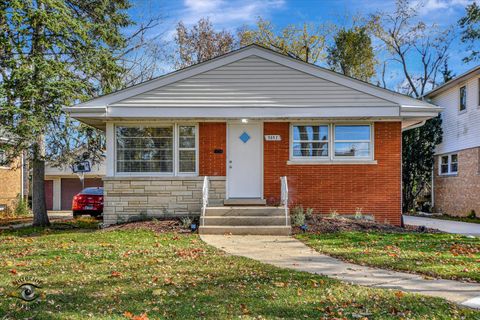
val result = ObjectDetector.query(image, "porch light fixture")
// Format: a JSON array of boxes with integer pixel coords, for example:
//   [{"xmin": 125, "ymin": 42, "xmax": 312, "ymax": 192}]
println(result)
[{"xmin": 241, "ymin": 118, "xmax": 248, "ymax": 123}]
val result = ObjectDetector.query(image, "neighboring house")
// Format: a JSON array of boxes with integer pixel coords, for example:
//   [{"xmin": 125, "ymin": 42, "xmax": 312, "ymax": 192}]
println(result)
[
  {"xmin": 425, "ymin": 66, "xmax": 480, "ymax": 217},
  {"xmin": 65, "ymin": 45, "xmax": 440, "ymax": 232},
  {"xmin": 44, "ymin": 161, "xmax": 105, "ymax": 211},
  {"xmin": 0, "ymin": 134, "xmax": 27, "ymax": 214}
]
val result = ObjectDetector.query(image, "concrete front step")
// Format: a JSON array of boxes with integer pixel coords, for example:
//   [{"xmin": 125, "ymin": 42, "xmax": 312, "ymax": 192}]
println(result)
[
  {"xmin": 223, "ymin": 198, "xmax": 267, "ymax": 206},
  {"xmin": 202, "ymin": 215, "xmax": 290, "ymax": 226},
  {"xmin": 205, "ymin": 206, "xmax": 285, "ymax": 216},
  {"xmin": 199, "ymin": 226, "xmax": 291, "ymax": 236}
]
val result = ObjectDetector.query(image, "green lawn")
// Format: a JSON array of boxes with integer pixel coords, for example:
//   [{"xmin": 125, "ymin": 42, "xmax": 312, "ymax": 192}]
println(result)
[
  {"xmin": 0, "ymin": 220, "xmax": 478, "ymax": 319},
  {"xmin": 297, "ymin": 231, "xmax": 480, "ymax": 282}
]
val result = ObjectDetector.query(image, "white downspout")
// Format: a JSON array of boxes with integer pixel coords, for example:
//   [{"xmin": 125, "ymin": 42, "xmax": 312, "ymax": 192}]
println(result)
[{"xmin": 431, "ymin": 167, "xmax": 435, "ymax": 209}]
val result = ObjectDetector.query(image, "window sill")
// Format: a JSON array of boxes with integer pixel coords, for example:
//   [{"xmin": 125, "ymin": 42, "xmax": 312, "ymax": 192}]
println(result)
[
  {"xmin": 287, "ymin": 160, "xmax": 377, "ymax": 165},
  {"xmin": 104, "ymin": 176, "xmax": 226, "ymax": 181},
  {"xmin": 438, "ymin": 173, "xmax": 458, "ymax": 177}
]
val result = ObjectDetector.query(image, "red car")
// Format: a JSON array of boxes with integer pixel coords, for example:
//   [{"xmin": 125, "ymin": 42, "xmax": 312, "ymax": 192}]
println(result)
[{"xmin": 72, "ymin": 187, "xmax": 104, "ymax": 218}]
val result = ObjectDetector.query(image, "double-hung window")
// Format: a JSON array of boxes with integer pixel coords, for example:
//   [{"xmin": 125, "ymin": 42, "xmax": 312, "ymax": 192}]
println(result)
[
  {"xmin": 290, "ymin": 123, "xmax": 372, "ymax": 161},
  {"xmin": 333, "ymin": 125, "xmax": 372, "ymax": 159},
  {"xmin": 116, "ymin": 124, "xmax": 197, "ymax": 175},
  {"xmin": 291, "ymin": 125, "xmax": 329, "ymax": 159},
  {"xmin": 177, "ymin": 125, "xmax": 197, "ymax": 174},
  {"xmin": 440, "ymin": 154, "xmax": 458, "ymax": 175}
]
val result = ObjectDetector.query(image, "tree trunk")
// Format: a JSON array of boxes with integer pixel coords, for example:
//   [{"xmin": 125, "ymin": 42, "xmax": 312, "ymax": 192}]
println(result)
[{"xmin": 32, "ymin": 135, "xmax": 49, "ymax": 227}]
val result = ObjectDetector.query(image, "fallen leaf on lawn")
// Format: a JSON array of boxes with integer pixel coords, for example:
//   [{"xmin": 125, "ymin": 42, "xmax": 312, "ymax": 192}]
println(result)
[
  {"xmin": 395, "ymin": 291, "xmax": 404, "ymax": 299},
  {"xmin": 110, "ymin": 271, "xmax": 122, "ymax": 278},
  {"xmin": 124, "ymin": 311, "xmax": 149, "ymax": 320},
  {"xmin": 175, "ymin": 248, "xmax": 205, "ymax": 260},
  {"xmin": 240, "ymin": 304, "xmax": 250, "ymax": 315},
  {"xmin": 9, "ymin": 269, "xmax": 17, "ymax": 275}
]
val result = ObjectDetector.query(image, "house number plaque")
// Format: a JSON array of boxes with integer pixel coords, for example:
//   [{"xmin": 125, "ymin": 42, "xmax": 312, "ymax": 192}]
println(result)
[{"xmin": 264, "ymin": 135, "xmax": 281, "ymax": 141}]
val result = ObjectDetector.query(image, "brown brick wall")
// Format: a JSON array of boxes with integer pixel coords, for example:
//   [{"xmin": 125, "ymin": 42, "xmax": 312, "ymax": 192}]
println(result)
[
  {"xmin": 199, "ymin": 122, "xmax": 226, "ymax": 176},
  {"xmin": 433, "ymin": 147, "xmax": 480, "ymax": 217},
  {"xmin": 263, "ymin": 122, "xmax": 402, "ymax": 225},
  {"xmin": 0, "ymin": 158, "xmax": 22, "ymax": 213}
]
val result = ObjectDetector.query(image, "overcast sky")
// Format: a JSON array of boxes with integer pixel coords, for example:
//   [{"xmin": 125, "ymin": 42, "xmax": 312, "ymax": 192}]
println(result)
[{"xmin": 128, "ymin": 0, "xmax": 477, "ymax": 90}]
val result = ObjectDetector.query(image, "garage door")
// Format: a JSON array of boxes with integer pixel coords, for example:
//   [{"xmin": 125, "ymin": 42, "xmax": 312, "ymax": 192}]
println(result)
[
  {"xmin": 44, "ymin": 180, "xmax": 53, "ymax": 210},
  {"xmin": 60, "ymin": 178, "xmax": 103, "ymax": 210}
]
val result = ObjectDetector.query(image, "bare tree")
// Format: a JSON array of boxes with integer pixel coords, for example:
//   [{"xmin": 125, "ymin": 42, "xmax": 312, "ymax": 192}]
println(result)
[
  {"xmin": 370, "ymin": 0, "xmax": 453, "ymax": 98},
  {"xmin": 370, "ymin": 0, "xmax": 452, "ymax": 214},
  {"xmin": 239, "ymin": 18, "xmax": 327, "ymax": 64},
  {"xmin": 174, "ymin": 18, "xmax": 235, "ymax": 69},
  {"xmin": 117, "ymin": 16, "xmax": 168, "ymax": 87}
]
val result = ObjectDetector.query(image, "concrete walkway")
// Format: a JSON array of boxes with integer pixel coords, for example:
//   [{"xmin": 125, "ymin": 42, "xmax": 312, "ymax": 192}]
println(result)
[
  {"xmin": 201, "ymin": 234, "xmax": 480, "ymax": 309},
  {"xmin": 404, "ymin": 215, "xmax": 480, "ymax": 236}
]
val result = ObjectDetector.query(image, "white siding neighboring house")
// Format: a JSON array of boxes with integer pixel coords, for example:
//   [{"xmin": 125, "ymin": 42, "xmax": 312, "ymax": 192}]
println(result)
[{"xmin": 425, "ymin": 66, "xmax": 480, "ymax": 217}]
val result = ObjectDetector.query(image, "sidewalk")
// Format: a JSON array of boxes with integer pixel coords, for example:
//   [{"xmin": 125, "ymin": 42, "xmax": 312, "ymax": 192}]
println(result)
[
  {"xmin": 404, "ymin": 215, "xmax": 480, "ymax": 236},
  {"xmin": 201, "ymin": 234, "xmax": 480, "ymax": 309},
  {"xmin": 0, "ymin": 211, "xmax": 73, "ymax": 230}
]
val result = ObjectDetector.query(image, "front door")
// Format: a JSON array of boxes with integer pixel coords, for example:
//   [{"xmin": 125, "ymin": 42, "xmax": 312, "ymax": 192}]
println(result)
[{"xmin": 227, "ymin": 122, "xmax": 262, "ymax": 198}]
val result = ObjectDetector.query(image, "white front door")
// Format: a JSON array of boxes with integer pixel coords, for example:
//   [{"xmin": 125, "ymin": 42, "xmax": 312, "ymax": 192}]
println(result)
[{"xmin": 227, "ymin": 123, "xmax": 262, "ymax": 198}]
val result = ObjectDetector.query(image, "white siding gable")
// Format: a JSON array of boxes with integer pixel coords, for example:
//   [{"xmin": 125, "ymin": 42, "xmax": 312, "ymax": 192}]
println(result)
[
  {"xmin": 110, "ymin": 55, "xmax": 397, "ymax": 109},
  {"xmin": 434, "ymin": 76, "xmax": 480, "ymax": 155}
]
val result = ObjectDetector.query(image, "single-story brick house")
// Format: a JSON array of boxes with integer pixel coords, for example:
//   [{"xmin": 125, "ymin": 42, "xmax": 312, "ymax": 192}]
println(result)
[{"xmin": 65, "ymin": 45, "xmax": 441, "ymax": 232}]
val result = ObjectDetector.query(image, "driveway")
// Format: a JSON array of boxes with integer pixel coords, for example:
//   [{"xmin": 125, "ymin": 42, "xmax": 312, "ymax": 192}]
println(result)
[
  {"xmin": 201, "ymin": 234, "xmax": 480, "ymax": 309},
  {"xmin": 404, "ymin": 215, "xmax": 480, "ymax": 236},
  {"xmin": 48, "ymin": 210, "xmax": 73, "ymax": 219}
]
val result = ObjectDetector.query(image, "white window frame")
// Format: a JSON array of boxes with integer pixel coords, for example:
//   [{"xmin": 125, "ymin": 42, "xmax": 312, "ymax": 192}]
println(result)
[
  {"xmin": 290, "ymin": 124, "xmax": 330, "ymax": 161},
  {"xmin": 439, "ymin": 153, "xmax": 458, "ymax": 176},
  {"xmin": 333, "ymin": 124, "xmax": 373, "ymax": 160},
  {"xmin": 176, "ymin": 124, "xmax": 199, "ymax": 176},
  {"xmin": 289, "ymin": 122, "xmax": 374, "ymax": 163},
  {"xmin": 114, "ymin": 123, "xmax": 198, "ymax": 177}
]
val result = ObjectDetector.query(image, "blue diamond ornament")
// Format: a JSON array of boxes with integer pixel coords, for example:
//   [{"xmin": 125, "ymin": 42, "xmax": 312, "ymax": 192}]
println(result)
[{"xmin": 239, "ymin": 132, "xmax": 251, "ymax": 143}]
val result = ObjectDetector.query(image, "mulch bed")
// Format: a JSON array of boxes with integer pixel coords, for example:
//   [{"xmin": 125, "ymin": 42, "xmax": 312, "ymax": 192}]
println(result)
[
  {"xmin": 106, "ymin": 219, "xmax": 192, "ymax": 234},
  {"xmin": 292, "ymin": 216, "xmax": 443, "ymax": 234}
]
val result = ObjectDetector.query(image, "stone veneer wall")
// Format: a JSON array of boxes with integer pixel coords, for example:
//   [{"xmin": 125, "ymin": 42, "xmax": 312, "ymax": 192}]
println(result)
[
  {"xmin": 103, "ymin": 176, "xmax": 226, "ymax": 226},
  {"xmin": 433, "ymin": 147, "xmax": 480, "ymax": 217}
]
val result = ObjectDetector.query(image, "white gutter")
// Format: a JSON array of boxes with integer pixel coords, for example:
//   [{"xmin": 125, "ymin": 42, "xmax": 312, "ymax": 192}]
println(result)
[{"xmin": 402, "ymin": 120, "xmax": 426, "ymax": 132}]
